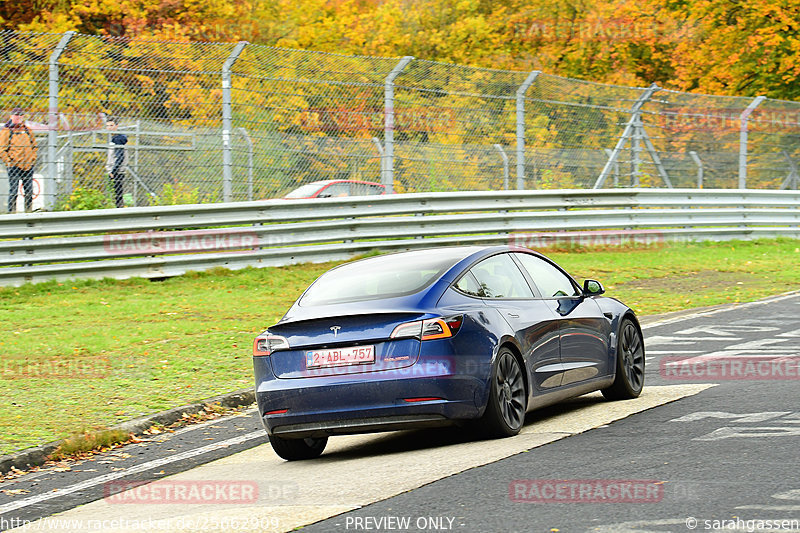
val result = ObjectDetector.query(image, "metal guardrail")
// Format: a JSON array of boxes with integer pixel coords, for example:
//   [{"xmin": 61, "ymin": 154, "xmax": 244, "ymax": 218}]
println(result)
[{"xmin": 1, "ymin": 189, "xmax": 799, "ymax": 286}]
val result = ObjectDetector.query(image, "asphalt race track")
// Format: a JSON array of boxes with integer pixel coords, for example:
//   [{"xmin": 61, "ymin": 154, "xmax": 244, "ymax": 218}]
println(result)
[{"xmin": 1, "ymin": 292, "xmax": 798, "ymax": 533}]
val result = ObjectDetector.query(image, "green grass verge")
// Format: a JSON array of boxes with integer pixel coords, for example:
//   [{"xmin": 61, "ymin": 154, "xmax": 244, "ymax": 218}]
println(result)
[{"xmin": 0, "ymin": 238, "xmax": 798, "ymax": 456}]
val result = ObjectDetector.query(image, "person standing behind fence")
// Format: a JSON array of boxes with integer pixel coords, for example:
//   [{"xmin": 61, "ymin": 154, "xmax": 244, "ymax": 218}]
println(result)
[
  {"xmin": 0, "ymin": 108, "xmax": 38, "ymax": 213},
  {"xmin": 105, "ymin": 117, "xmax": 128, "ymax": 208}
]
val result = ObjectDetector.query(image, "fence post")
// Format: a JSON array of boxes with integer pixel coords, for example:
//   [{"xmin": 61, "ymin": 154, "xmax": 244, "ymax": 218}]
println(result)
[
  {"xmin": 515, "ymin": 71, "xmax": 540, "ymax": 190},
  {"xmin": 134, "ymin": 119, "xmax": 140, "ymax": 193},
  {"xmin": 603, "ymin": 148, "xmax": 620, "ymax": 187},
  {"xmin": 780, "ymin": 151, "xmax": 799, "ymax": 190},
  {"xmin": 383, "ymin": 56, "xmax": 414, "ymax": 194},
  {"xmin": 631, "ymin": 114, "xmax": 643, "ymax": 187},
  {"xmin": 493, "ymin": 144, "xmax": 509, "ymax": 190},
  {"xmin": 56, "ymin": 113, "xmax": 73, "ymax": 199},
  {"xmin": 689, "ymin": 151, "xmax": 703, "ymax": 189},
  {"xmin": 47, "ymin": 31, "xmax": 74, "ymax": 211},
  {"xmin": 738, "ymin": 96, "xmax": 765, "ymax": 189},
  {"xmin": 372, "ymin": 137, "xmax": 385, "ymax": 180},
  {"xmin": 640, "ymin": 122, "xmax": 673, "ymax": 188},
  {"xmin": 594, "ymin": 83, "xmax": 659, "ymax": 189},
  {"xmin": 236, "ymin": 127, "xmax": 254, "ymax": 201},
  {"xmin": 221, "ymin": 41, "xmax": 248, "ymax": 202}
]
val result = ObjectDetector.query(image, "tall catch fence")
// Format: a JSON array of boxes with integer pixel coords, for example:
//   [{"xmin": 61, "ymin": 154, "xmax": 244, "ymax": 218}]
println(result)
[{"xmin": 1, "ymin": 30, "xmax": 798, "ymax": 211}]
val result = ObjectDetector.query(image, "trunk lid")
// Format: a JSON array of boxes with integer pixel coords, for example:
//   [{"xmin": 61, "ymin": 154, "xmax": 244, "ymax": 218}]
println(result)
[{"xmin": 267, "ymin": 312, "xmax": 426, "ymax": 379}]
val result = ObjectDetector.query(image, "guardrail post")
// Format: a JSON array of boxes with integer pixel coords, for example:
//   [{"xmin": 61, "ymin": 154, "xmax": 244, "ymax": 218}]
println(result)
[
  {"xmin": 515, "ymin": 71, "xmax": 540, "ymax": 190},
  {"xmin": 493, "ymin": 144, "xmax": 509, "ymax": 190},
  {"xmin": 222, "ymin": 42, "xmax": 248, "ymax": 202},
  {"xmin": 383, "ymin": 56, "xmax": 414, "ymax": 194},
  {"xmin": 594, "ymin": 84, "xmax": 660, "ymax": 189},
  {"xmin": 689, "ymin": 151, "xmax": 703, "ymax": 188},
  {"xmin": 738, "ymin": 96, "xmax": 765, "ymax": 189},
  {"xmin": 47, "ymin": 31, "xmax": 75, "ymax": 211},
  {"xmin": 236, "ymin": 127, "xmax": 254, "ymax": 201}
]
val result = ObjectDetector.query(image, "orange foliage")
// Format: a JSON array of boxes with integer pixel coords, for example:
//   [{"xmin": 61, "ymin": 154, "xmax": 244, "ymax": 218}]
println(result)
[{"xmin": 3, "ymin": 0, "xmax": 799, "ymax": 100}]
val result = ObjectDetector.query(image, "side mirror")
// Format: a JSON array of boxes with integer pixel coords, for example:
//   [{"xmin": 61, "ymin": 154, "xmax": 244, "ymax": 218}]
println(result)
[{"xmin": 583, "ymin": 279, "xmax": 605, "ymax": 296}]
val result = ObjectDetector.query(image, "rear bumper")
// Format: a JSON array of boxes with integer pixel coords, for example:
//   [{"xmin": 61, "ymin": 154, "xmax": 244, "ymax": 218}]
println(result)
[
  {"xmin": 255, "ymin": 370, "xmax": 486, "ymax": 438},
  {"xmin": 253, "ymin": 333, "xmax": 494, "ymax": 439},
  {"xmin": 269, "ymin": 414, "xmax": 451, "ymax": 439}
]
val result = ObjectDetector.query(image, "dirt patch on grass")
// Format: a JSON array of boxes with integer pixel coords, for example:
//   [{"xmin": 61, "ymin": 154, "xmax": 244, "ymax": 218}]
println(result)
[{"xmin": 620, "ymin": 270, "xmax": 766, "ymax": 292}]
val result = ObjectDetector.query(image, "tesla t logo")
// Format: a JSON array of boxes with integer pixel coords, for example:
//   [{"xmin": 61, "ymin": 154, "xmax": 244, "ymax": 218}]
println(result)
[{"xmin": 330, "ymin": 326, "xmax": 341, "ymax": 337}]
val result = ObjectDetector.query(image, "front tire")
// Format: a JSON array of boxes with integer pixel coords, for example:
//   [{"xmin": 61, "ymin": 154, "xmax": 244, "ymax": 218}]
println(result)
[
  {"xmin": 602, "ymin": 317, "xmax": 645, "ymax": 400},
  {"xmin": 269, "ymin": 434, "xmax": 328, "ymax": 461},
  {"xmin": 478, "ymin": 348, "xmax": 527, "ymax": 437}
]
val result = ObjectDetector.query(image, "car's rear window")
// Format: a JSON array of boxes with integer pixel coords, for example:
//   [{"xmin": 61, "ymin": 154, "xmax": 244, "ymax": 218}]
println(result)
[{"xmin": 299, "ymin": 249, "xmax": 468, "ymax": 306}]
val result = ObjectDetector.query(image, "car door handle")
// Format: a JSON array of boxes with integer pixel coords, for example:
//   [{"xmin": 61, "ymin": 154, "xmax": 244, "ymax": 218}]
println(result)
[{"xmin": 507, "ymin": 312, "xmax": 520, "ymax": 318}]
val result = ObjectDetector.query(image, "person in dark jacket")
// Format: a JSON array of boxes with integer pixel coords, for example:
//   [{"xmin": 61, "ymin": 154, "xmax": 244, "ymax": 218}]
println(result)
[
  {"xmin": 105, "ymin": 117, "xmax": 128, "ymax": 208},
  {"xmin": 0, "ymin": 107, "xmax": 38, "ymax": 213}
]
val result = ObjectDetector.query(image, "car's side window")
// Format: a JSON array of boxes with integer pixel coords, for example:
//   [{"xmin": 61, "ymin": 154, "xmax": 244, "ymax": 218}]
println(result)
[
  {"xmin": 454, "ymin": 271, "xmax": 485, "ymax": 297},
  {"xmin": 318, "ymin": 183, "xmax": 350, "ymax": 197},
  {"xmin": 356, "ymin": 183, "xmax": 383, "ymax": 195},
  {"xmin": 514, "ymin": 253, "xmax": 580, "ymax": 298},
  {"xmin": 351, "ymin": 183, "xmax": 369, "ymax": 196},
  {"xmin": 468, "ymin": 254, "xmax": 534, "ymax": 298}
]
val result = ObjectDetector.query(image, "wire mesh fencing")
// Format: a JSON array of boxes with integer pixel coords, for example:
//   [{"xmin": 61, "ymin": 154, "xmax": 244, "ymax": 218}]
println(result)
[{"xmin": 1, "ymin": 29, "xmax": 798, "ymax": 212}]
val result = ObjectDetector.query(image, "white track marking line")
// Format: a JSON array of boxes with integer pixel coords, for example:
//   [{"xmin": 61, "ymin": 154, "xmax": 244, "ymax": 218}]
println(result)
[
  {"xmin": 641, "ymin": 292, "xmax": 800, "ymax": 329},
  {"xmin": 0, "ymin": 431, "xmax": 264, "ymax": 515}
]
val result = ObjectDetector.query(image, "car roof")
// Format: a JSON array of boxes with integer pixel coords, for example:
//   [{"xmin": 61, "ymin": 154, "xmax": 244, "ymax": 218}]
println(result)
[
  {"xmin": 357, "ymin": 244, "xmax": 530, "ymax": 258},
  {"xmin": 276, "ymin": 245, "xmax": 557, "ymax": 324},
  {"xmin": 324, "ymin": 244, "xmax": 539, "ymax": 282},
  {"xmin": 305, "ymin": 179, "xmax": 383, "ymax": 186}
]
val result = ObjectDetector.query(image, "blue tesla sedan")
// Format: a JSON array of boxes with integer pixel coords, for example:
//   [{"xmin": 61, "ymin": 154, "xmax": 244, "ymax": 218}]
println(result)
[{"xmin": 253, "ymin": 245, "xmax": 645, "ymax": 460}]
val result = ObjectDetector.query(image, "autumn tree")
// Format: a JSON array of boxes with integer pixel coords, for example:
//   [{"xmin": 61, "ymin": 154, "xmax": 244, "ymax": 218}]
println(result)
[{"xmin": 5, "ymin": 0, "xmax": 800, "ymax": 101}]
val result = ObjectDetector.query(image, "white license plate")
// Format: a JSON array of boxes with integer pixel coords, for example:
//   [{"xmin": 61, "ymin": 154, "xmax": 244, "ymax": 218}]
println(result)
[{"xmin": 306, "ymin": 345, "xmax": 376, "ymax": 369}]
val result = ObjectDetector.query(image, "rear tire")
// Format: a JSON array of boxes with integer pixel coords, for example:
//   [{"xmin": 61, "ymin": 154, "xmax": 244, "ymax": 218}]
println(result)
[
  {"xmin": 478, "ymin": 348, "xmax": 527, "ymax": 437},
  {"xmin": 269, "ymin": 434, "xmax": 328, "ymax": 461},
  {"xmin": 602, "ymin": 317, "xmax": 645, "ymax": 400}
]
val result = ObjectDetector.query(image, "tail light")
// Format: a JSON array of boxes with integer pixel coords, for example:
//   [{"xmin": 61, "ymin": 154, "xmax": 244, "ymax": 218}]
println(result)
[
  {"xmin": 389, "ymin": 321, "xmax": 423, "ymax": 339},
  {"xmin": 421, "ymin": 318, "xmax": 453, "ymax": 340},
  {"xmin": 253, "ymin": 334, "xmax": 290, "ymax": 356},
  {"xmin": 391, "ymin": 315, "xmax": 463, "ymax": 341}
]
